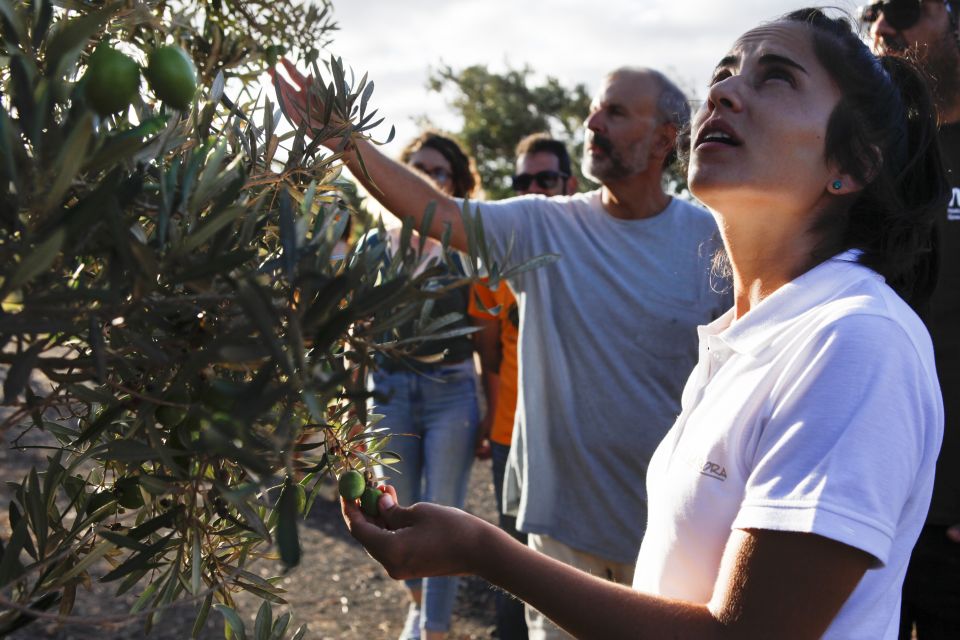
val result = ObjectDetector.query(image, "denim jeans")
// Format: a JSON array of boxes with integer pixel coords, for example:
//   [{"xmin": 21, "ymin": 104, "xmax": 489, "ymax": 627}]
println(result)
[
  {"xmin": 491, "ymin": 441, "xmax": 529, "ymax": 639},
  {"xmin": 369, "ymin": 359, "xmax": 479, "ymax": 633}
]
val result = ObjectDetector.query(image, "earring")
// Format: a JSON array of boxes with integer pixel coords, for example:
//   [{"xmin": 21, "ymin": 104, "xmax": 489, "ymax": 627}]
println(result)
[{"xmin": 832, "ymin": 180, "xmax": 843, "ymax": 191}]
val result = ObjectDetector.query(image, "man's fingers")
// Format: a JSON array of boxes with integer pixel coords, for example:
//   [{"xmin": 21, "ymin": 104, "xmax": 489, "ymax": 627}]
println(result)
[
  {"xmin": 273, "ymin": 76, "xmax": 311, "ymax": 128},
  {"xmin": 280, "ymin": 57, "xmax": 309, "ymax": 88},
  {"xmin": 271, "ymin": 73, "xmax": 298, "ymax": 119},
  {"xmin": 273, "ymin": 77, "xmax": 328, "ymax": 132}
]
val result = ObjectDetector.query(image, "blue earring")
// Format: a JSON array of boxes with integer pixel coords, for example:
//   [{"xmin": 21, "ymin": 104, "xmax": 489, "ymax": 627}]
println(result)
[{"xmin": 832, "ymin": 180, "xmax": 843, "ymax": 191}]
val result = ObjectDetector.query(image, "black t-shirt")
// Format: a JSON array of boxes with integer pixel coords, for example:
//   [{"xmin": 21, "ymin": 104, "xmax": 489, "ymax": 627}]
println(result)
[
  {"xmin": 925, "ymin": 122, "xmax": 960, "ymax": 524},
  {"xmin": 364, "ymin": 230, "xmax": 475, "ymax": 368}
]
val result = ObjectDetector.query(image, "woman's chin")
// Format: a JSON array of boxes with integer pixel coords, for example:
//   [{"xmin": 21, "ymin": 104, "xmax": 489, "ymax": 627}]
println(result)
[{"xmin": 687, "ymin": 175, "xmax": 733, "ymax": 210}]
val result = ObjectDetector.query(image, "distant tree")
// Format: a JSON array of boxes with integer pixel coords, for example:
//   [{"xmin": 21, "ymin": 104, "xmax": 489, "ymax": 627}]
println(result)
[{"xmin": 422, "ymin": 64, "xmax": 592, "ymax": 200}]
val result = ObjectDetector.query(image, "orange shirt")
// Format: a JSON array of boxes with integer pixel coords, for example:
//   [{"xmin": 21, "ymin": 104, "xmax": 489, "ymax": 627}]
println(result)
[{"xmin": 468, "ymin": 281, "xmax": 519, "ymax": 446}]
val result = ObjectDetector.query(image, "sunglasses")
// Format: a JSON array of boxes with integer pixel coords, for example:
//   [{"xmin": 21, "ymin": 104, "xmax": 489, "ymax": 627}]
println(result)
[
  {"xmin": 859, "ymin": 0, "xmax": 927, "ymax": 30},
  {"xmin": 413, "ymin": 163, "xmax": 451, "ymax": 186},
  {"xmin": 511, "ymin": 170, "xmax": 569, "ymax": 192}
]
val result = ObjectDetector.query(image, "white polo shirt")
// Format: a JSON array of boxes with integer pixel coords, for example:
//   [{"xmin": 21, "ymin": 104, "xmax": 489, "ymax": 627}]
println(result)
[{"xmin": 632, "ymin": 252, "xmax": 943, "ymax": 640}]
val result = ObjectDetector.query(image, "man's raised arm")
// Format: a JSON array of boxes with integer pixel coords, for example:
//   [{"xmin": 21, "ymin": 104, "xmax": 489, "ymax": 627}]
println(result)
[{"xmin": 271, "ymin": 61, "xmax": 468, "ymax": 251}]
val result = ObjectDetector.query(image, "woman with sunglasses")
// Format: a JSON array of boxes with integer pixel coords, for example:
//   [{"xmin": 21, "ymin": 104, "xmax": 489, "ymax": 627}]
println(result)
[
  {"xmin": 344, "ymin": 8, "xmax": 949, "ymax": 638},
  {"xmin": 363, "ymin": 130, "xmax": 484, "ymax": 640}
]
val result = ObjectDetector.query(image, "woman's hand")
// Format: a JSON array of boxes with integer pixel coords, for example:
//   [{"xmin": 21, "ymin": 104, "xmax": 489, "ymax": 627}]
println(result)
[
  {"xmin": 341, "ymin": 485, "xmax": 491, "ymax": 580},
  {"xmin": 474, "ymin": 419, "xmax": 492, "ymax": 460},
  {"xmin": 269, "ymin": 58, "xmax": 346, "ymax": 138}
]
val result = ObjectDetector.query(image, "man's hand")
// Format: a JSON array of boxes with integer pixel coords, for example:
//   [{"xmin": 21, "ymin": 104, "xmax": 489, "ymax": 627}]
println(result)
[
  {"xmin": 269, "ymin": 58, "xmax": 347, "ymax": 138},
  {"xmin": 270, "ymin": 58, "xmax": 469, "ymax": 251},
  {"xmin": 341, "ymin": 485, "xmax": 491, "ymax": 580}
]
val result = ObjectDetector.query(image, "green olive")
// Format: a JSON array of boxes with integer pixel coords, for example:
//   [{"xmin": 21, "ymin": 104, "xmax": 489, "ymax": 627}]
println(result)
[
  {"xmin": 83, "ymin": 45, "xmax": 140, "ymax": 116},
  {"xmin": 145, "ymin": 45, "xmax": 197, "ymax": 110},
  {"xmin": 85, "ymin": 490, "xmax": 117, "ymax": 516},
  {"xmin": 337, "ymin": 470, "xmax": 365, "ymax": 501},
  {"xmin": 199, "ymin": 379, "xmax": 241, "ymax": 412},
  {"xmin": 360, "ymin": 486, "xmax": 381, "ymax": 517},
  {"xmin": 115, "ymin": 477, "xmax": 144, "ymax": 509}
]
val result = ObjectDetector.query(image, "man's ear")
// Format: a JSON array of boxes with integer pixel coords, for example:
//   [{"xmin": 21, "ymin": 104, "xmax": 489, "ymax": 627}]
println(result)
[
  {"xmin": 652, "ymin": 122, "xmax": 679, "ymax": 165},
  {"xmin": 565, "ymin": 175, "xmax": 578, "ymax": 194}
]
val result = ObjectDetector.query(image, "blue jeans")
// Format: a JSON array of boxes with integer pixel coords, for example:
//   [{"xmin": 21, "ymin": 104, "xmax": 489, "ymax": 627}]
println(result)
[
  {"xmin": 370, "ymin": 359, "xmax": 479, "ymax": 633},
  {"xmin": 491, "ymin": 441, "xmax": 529, "ymax": 639}
]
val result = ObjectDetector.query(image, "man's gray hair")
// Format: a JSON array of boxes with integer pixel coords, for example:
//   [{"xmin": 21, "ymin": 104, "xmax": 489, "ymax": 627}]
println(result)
[
  {"xmin": 652, "ymin": 71, "xmax": 691, "ymax": 130},
  {"xmin": 606, "ymin": 67, "xmax": 690, "ymax": 128},
  {"xmin": 607, "ymin": 67, "xmax": 690, "ymax": 169}
]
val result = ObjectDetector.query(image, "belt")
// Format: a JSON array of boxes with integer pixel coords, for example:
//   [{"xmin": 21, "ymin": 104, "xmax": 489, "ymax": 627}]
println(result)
[{"xmin": 378, "ymin": 354, "xmax": 469, "ymax": 372}]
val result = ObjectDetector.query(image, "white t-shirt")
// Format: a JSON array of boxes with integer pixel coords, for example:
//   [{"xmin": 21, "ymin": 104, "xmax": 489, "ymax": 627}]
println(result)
[{"xmin": 632, "ymin": 252, "xmax": 943, "ymax": 639}]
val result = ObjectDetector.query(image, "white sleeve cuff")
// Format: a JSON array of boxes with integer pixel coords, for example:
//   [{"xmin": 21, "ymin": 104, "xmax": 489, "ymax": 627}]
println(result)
[{"xmin": 732, "ymin": 499, "xmax": 894, "ymax": 567}]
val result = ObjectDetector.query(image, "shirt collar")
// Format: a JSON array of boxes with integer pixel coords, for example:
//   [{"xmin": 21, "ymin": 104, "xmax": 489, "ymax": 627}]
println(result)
[{"xmin": 700, "ymin": 250, "xmax": 880, "ymax": 356}]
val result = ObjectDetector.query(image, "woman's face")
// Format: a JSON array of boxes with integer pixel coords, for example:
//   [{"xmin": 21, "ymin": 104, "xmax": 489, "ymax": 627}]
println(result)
[
  {"xmin": 408, "ymin": 147, "xmax": 455, "ymax": 196},
  {"xmin": 689, "ymin": 21, "xmax": 842, "ymax": 219}
]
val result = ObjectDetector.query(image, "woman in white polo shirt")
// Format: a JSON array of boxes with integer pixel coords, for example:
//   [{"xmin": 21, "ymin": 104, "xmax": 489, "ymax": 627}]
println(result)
[{"xmin": 341, "ymin": 8, "xmax": 949, "ymax": 639}]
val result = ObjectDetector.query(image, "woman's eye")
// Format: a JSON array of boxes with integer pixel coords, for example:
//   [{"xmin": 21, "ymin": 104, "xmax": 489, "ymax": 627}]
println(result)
[
  {"xmin": 709, "ymin": 69, "xmax": 731, "ymax": 86},
  {"xmin": 763, "ymin": 68, "xmax": 794, "ymax": 84}
]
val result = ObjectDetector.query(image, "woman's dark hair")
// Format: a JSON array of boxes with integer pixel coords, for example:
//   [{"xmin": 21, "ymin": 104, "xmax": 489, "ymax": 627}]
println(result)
[
  {"xmin": 399, "ymin": 131, "xmax": 481, "ymax": 199},
  {"xmin": 784, "ymin": 8, "xmax": 949, "ymax": 309}
]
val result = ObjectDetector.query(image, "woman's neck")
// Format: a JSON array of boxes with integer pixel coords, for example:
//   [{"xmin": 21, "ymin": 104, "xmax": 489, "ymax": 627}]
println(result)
[{"xmin": 719, "ymin": 210, "xmax": 825, "ymax": 319}]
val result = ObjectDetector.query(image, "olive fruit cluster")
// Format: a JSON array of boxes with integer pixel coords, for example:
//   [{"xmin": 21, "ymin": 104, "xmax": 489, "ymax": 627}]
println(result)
[
  {"xmin": 83, "ymin": 43, "xmax": 198, "ymax": 116},
  {"xmin": 337, "ymin": 469, "xmax": 383, "ymax": 517}
]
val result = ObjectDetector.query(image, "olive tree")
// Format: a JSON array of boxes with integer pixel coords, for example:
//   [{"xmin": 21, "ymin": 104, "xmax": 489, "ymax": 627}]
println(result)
[{"xmin": 0, "ymin": 1, "xmax": 530, "ymax": 636}]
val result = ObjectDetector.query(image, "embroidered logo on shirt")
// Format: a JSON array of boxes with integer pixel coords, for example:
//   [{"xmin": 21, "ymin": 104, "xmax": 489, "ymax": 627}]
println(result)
[
  {"xmin": 700, "ymin": 461, "xmax": 727, "ymax": 481},
  {"xmin": 949, "ymin": 188, "xmax": 960, "ymax": 221}
]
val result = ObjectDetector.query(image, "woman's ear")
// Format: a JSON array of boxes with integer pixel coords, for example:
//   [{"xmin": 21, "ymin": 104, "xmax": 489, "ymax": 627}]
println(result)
[
  {"xmin": 828, "ymin": 143, "xmax": 880, "ymax": 195},
  {"xmin": 828, "ymin": 174, "xmax": 860, "ymax": 196}
]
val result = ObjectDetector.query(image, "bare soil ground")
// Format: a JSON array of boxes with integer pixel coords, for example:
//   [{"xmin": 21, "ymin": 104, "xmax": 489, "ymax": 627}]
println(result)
[{"xmin": 1, "ymin": 432, "xmax": 501, "ymax": 640}]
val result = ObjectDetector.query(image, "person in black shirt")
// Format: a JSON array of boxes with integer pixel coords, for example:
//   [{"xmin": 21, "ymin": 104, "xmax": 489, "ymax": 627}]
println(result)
[
  {"xmin": 366, "ymin": 132, "xmax": 484, "ymax": 640},
  {"xmin": 866, "ymin": 1, "xmax": 960, "ymax": 637}
]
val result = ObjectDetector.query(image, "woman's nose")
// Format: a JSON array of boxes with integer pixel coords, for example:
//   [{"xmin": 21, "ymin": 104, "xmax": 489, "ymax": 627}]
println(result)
[{"xmin": 705, "ymin": 76, "xmax": 743, "ymax": 113}]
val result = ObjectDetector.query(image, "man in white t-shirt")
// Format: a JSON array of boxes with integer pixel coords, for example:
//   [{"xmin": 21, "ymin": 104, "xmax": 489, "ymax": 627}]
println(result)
[{"xmin": 275, "ymin": 65, "xmax": 730, "ymax": 640}]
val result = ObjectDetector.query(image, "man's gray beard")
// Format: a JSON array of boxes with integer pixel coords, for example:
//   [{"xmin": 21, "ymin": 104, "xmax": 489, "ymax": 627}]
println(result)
[
  {"xmin": 924, "ymin": 27, "xmax": 960, "ymax": 115},
  {"xmin": 581, "ymin": 154, "xmax": 633, "ymax": 184}
]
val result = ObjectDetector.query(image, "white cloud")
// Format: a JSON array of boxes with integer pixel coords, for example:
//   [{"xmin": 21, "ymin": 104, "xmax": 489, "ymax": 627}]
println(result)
[{"xmin": 310, "ymin": 0, "xmax": 863, "ymax": 153}]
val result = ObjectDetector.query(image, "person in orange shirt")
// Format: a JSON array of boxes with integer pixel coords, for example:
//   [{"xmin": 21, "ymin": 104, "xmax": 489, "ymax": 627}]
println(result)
[{"xmin": 469, "ymin": 134, "xmax": 576, "ymax": 640}]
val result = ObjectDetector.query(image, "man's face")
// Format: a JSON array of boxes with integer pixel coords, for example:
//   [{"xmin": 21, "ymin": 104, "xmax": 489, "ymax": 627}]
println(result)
[
  {"xmin": 869, "ymin": 1, "xmax": 960, "ymax": 109},
  {"xmin": 513, "ymin": 152, "xmax": 572, "ymax": 196},
  {"xmin": 581, "ymin": 72, "xmax": 666, "ymax": 184}
]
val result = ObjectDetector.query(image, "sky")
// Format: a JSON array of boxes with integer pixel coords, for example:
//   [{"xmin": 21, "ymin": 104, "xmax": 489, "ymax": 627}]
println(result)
[{"xmin": 318, "ymin": 0, "xmax": 864, "ymax": 154}]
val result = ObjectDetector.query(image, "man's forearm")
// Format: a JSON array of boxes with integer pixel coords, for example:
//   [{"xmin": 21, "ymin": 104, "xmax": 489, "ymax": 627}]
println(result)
[{"xmin": 344, "ymin": 139, "xmax": 469, "ymax": 251}]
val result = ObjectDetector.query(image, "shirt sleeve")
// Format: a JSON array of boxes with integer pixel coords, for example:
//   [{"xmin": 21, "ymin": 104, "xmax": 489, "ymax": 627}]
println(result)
[
  {"xmin": 468, "ymin": 280, "xmax": 499, "ymax": 320},
  {"xmin": 455, "ymin": 195, "xmax": 547, "ymax": 268},
  {"xmin": 732, "ymin": 313, "xmax": 941, "ymax": 565}
]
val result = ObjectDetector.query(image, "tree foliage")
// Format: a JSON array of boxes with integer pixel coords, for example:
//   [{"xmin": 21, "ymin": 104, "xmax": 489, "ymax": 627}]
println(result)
[
  {"xmin": 0, "ymin": 0, "xmax": 530, "ymax": 635},
  {"xmin": 423, "ymin": 64, "xmax": 592, "ymax": 200}
]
